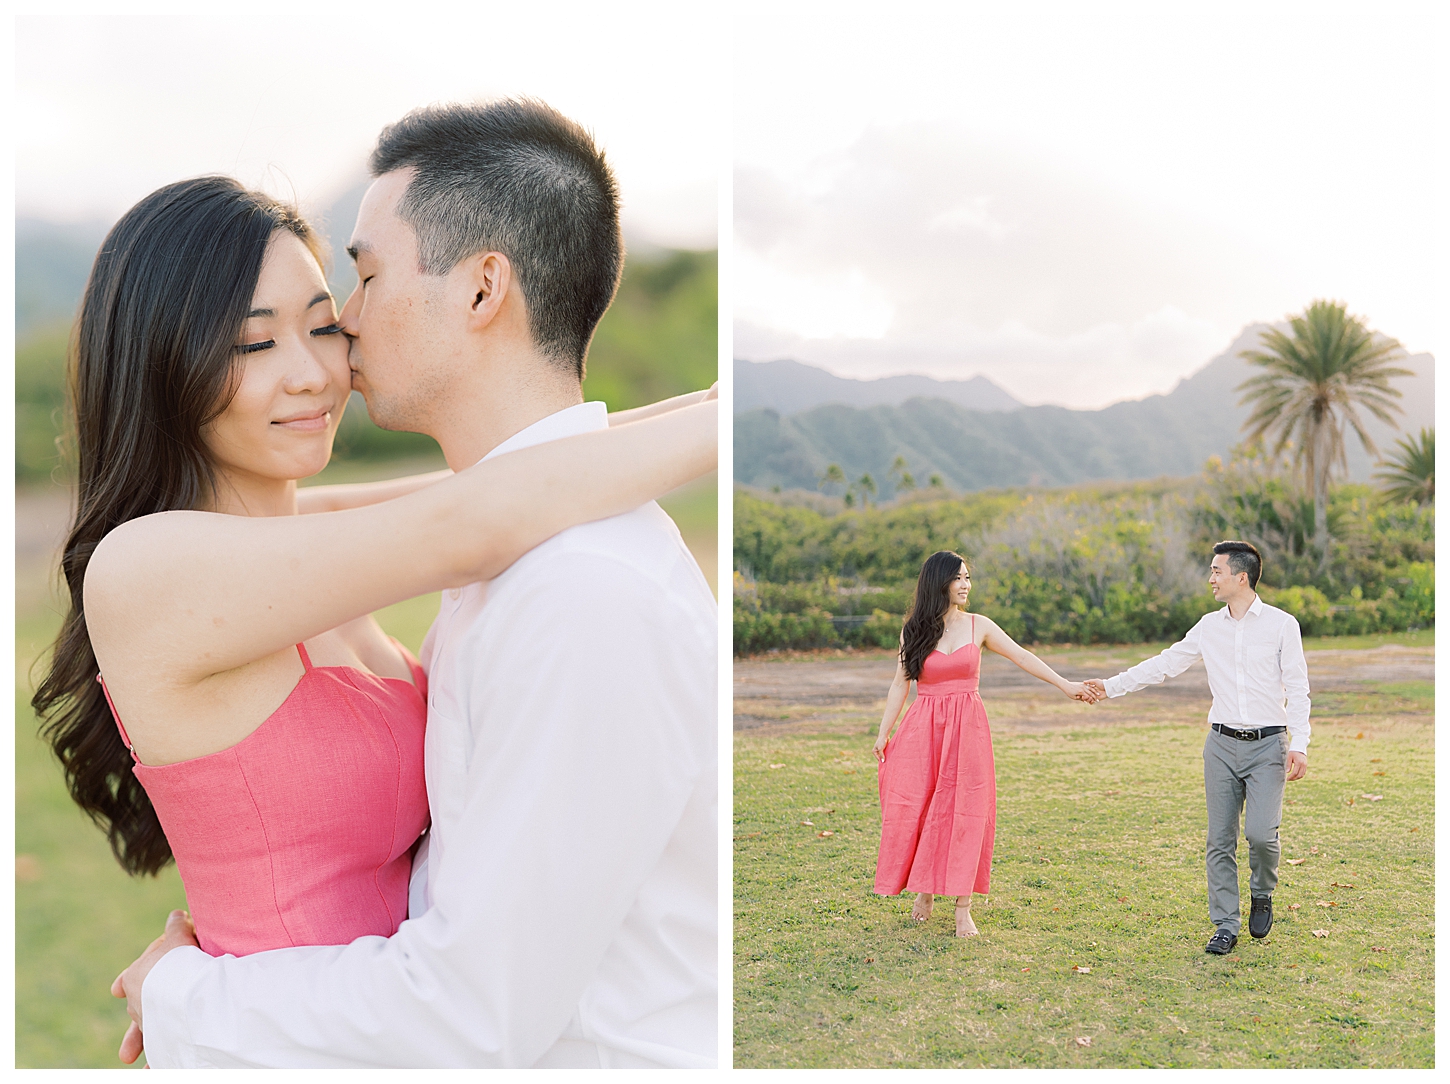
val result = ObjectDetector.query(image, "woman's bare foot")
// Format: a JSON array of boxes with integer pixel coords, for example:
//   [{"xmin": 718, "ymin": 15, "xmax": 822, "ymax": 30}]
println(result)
[
  {"xmin": 911, "ymin": 893, "xmax": 934, "ymax": 923},
  {"xmin": 955, "ymin": 898, "xmax": 979, "ymax": 937}
]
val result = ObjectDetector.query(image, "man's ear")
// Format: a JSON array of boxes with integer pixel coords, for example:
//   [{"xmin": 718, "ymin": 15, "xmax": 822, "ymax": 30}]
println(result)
[{"xmin": 460, "ymin": 250, "xmax": 513, "ymax": 331}]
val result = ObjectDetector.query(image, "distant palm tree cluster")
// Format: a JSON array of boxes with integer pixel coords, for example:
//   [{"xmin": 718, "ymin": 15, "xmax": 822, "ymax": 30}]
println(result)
[
  {"xmin": 1237, "ymin": 299, "xmax": 1430, "ymax": 570},
  {"xmin": 817, "ymin": 456, "xmax": 943, "ymax": 507}
]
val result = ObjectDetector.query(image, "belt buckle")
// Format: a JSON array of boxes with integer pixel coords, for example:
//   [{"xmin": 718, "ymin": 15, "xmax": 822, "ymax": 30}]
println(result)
[{"xmin": 1238, "ymin": 727, "xmax": 1259, "ymax": 741}]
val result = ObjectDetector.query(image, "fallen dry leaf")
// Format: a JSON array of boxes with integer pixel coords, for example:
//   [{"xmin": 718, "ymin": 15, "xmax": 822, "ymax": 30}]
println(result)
[
  {"xmin": 1330, "ymin": 882, "xmax": 1356, "ymax": 889},
  {"xmin": 1075, "ymin": 1036, "xmax": 1092, "ymax": 1047},
  {"xmin": 1177, "ymin": 1026, "xmax": 1189, "ymax": 1034},
  {"xmin": 1373, "ymin": 771, "xmax": 1386, "ymax": 776},
  {"xmin": 801, "ymin": 820, "xmax": 814, "ymax": 827},
  {"xmin": 1311, "ymin": 846, "xmax": 1320, "ymax": 854},
  {"xmin": 1360, "ymin": 794, "xmax": 1383, "ymax": 801},
  {"xmin": 1288, "ymin": 858, "xmax": 1306, "ymax": 865},
  {"xmin": 768, "ymin": 763, "xmax": 784, "ymax": 769},
  {"xmin": 1355, "ymin": 732, "xmax": 1364, "ymax": 740},
  {"xmin": 1312, "ymin": 929, "xmax": 1330, "ymax": 938},
  {"xmin": 1370, "ymin": 758, "xmax": 1382, "ymax": 763},
  {"xmin": 1020, "ymin": 967, "xmax": 1030, "ymax": 973},
  {"xmin": 817, "ymin": 830, "xmax": 835, "ymax": 838},
  {"xmin": 1072, "ymin": 965, "xmax": 1092, "ymax": 974},
  {"xmin": 865, "ymin": 957, "xmax": 873, "ymax": 963},
  {"xmin": 1117, "ymin": 897, "xmax": 1129, "ymax": 903},
  {"xmin": 1371, "ymin": 947, "xmax": 1387, "ymax": 954},
  {"xmin": 1315, "ymin": 900, "xmax": 1336, "ymax": 908},
  {"xmin": 1289, "ymin": 903, "xmax": 1302, "ymax": 910}
]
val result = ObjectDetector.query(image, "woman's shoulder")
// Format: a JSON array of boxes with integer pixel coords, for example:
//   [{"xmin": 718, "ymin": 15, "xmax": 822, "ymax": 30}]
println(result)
[{"xmin": 85, "ymin": 510, "xmax": 212, "ymax": 611}]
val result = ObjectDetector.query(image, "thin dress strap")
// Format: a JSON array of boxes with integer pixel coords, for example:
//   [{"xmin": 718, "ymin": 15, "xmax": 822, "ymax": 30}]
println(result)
[
  {"xmin": 296, "ymin": 642, "xmax": 313, "ymax": 671},
  {"xmin": 971, "ymin": 613, "xmax": 975, "ymax": 642},
  {"xmin": 96, "ymin": 673, "xmax": 139, "ymax": 763}
]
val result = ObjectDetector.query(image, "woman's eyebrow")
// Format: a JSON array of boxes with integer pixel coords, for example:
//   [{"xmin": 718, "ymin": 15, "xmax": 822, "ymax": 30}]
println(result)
[{"xmin": 245, "ymin": 293, "xmax": 333, "ymax": 320}]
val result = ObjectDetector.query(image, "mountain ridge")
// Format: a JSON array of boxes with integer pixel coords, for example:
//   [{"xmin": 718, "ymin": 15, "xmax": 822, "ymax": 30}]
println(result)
[
  {"xmin": 735, "ymin": 327, "xmax": 1434, "ymax": 494},
  {"xmin": 735, "ymin": 357, "xmax": 1024, "ymax": 415}
]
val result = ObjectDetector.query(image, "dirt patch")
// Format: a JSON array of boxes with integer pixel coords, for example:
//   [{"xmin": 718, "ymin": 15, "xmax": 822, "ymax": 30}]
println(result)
[{"xmin": 734, "ymin": 643, "xmax": 1433, "ymax": 736}]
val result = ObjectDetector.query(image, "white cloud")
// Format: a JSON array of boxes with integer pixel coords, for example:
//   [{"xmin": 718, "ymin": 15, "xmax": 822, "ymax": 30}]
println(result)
[
  {"xmin": 734, "ymin": 5, "xmax": 1445, "ymax": 402},
  {"xmin": 735, "ymin": 247, "xmax": 894, "ymax": 341}
]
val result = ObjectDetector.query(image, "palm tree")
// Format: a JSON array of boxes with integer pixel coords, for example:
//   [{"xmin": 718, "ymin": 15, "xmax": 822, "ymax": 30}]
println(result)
[
  {"xmin": 856, "ymin": 473, "xmax": 877, "ymax": 508},
  {"xmin": 889, "ymin": 455, "xmax": 916, "ymax": 494},
  {"xmin": 1375, "ymin": 427, "xmax": 1433, "ymax": 505},
  {"xmin": 1237, "ymin": 300, "xmax": 1410, "ymax": 570},
  {"xmin": 817, "ymin": 462, "xmax": 846, "ymax": 495}
]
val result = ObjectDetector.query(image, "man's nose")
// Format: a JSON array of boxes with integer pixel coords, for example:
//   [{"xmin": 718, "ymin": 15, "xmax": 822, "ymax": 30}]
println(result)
[{"xmin": 338, "ymin": 281, "xmax": 362, "ymax": 336}]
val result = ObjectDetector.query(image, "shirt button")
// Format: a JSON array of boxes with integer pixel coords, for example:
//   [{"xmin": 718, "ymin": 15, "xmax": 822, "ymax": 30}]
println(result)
[{"xmin": 449, "ymin": 587, "xmax": 462, "ymax": 600}]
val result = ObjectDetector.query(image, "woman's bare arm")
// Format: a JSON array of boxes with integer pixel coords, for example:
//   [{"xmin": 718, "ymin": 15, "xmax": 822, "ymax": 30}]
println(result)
[
  {"xmin": 979, "ymin": 615, "xmax": 1097, "ymax": 701},
  {"xmin": 296, "ymin": 469, "xmax": 455, "ymax": 513},
  {"xmin": 608, "ymin": 383, "xmax": 717, "ymax": 427},
  {"xmin": 85, "ymin": 401, "xmax": 717, "ymax": 686},
  {"xmin": 296, "ymin": 385, "xmax": 717, "ymax": 512},
  {"xmin": 873, "ymin": 649, "xmax": 912, "ymax": 761}
]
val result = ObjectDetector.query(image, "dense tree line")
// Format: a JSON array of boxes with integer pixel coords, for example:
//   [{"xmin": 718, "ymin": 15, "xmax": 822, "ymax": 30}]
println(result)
[{"xmin": 734, "ymin": 452, "xmax": 1433, "ymax": 654}]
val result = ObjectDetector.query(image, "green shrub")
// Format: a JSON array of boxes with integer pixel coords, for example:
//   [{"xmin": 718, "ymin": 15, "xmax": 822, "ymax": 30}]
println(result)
[{"xmin": 734, "ymin": 459, "xmax": 1433, "ymax": 654}]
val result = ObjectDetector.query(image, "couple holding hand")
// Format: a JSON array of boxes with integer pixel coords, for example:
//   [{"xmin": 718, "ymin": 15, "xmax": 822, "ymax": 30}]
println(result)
[{"xmin": 873, "ymin": 541, "xmax": 1310, "ymax": 954}]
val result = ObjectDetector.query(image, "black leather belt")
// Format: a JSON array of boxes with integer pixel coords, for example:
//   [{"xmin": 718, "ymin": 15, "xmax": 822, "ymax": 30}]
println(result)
[{"xmin": 1213, "ymin": 723, "xmax": 1286, "ymax": 742}]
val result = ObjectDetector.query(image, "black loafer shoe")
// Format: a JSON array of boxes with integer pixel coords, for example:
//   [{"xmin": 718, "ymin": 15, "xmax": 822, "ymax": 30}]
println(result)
[
  {"xmin": 1205, "ymin": 928, "xmax": 1238, "ymax": 955},
  {"xmin": 1249, "ymin": 895, "xmax": 1273, "ymax": 939}
]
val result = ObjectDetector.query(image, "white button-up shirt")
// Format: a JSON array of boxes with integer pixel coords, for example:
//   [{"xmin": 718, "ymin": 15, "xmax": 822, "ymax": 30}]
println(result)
[
  {"xmin": 142, "ymin": 402, "xmax": 718, "ymax": 1068},
  {"xmin": 1104, "ymin": 595, "xmax": 1311, "ymax": 753}
]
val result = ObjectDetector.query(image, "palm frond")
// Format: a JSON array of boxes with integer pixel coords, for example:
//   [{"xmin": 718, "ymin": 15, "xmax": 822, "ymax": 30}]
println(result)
[{"xmin": 1374, "ymin": 427, "xmax": 1434, "ymax": 504}]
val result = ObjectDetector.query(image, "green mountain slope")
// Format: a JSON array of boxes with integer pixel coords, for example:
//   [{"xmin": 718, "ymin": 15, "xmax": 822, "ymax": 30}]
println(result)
[{"xmin": 737, "ymin": 328, "xmax": 1433, "ymax": 494}]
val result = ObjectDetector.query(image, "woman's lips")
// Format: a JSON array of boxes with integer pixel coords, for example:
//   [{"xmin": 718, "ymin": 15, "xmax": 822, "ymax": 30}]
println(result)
[{"xmin": 272, "ymin": 410, "xmax": 330, "ymax": 432}]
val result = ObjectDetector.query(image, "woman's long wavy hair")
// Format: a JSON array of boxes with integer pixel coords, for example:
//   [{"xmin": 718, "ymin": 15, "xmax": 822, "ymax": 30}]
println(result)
[
  {"xmin": 900, "ymin": 550, "xmax": 970, "ymax": 681},
  {"xmin": 30, "ymin": 177, "xmax": 325, "ymax": 876}
]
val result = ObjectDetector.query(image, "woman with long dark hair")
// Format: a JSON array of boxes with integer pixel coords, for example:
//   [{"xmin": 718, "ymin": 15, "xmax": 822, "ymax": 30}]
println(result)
[
  {"xmin": 872, "ymin": 550, "xmax": 1099, "ymax": 936},
  {"xmin": 31, "ymin": 176, "xmax": 715, "ymax": 957}
]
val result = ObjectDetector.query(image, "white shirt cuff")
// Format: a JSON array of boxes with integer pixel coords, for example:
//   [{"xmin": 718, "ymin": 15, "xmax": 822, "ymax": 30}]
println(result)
[
  {"xmin": 141, "ymin": 945, "xmax": 213, "ymax": 1068},
  {"xmin": 1103, "ymin": 675, "xmax": 1127, "ymax": 698}
]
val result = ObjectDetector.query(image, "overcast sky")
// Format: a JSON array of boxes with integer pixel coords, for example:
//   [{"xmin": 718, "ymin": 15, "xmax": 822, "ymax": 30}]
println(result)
[
  {"xmin": 735, "ymin": 2, "xmax": 1446, "ymax": 408},
  {"xmin": 16, "ymin": 2, "xmax": 722, "ymax": 249}
]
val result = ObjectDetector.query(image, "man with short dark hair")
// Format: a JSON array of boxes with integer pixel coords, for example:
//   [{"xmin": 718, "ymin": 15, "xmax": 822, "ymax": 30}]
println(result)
[
  {"xmin": 117, "ymin": 100, "xmax": 718, "ymax": 1068},
  {"xmin": 1085, "ymin": 541, "xmax": 1310, "ymax": 956}
]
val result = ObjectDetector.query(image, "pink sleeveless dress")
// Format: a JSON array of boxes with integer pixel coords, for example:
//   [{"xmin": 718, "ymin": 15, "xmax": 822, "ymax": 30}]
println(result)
[
  {"xmin": 100, "ymin": 641, "xmax": 430, "ymax": 957},
  {"xmin": 875, "ymin": 616, "xmax": 996, "ymax": 898}
]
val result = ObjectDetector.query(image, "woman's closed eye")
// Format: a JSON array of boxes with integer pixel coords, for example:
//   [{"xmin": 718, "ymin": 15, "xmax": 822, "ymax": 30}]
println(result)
[{"xmin": 234, "ymin": 324, "xmax": 340, "ymax": 355}]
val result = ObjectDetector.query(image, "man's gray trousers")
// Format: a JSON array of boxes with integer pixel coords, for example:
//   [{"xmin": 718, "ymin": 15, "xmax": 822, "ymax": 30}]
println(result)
[{"xmin": 1202, "ymin": 728, "xmax": 1288, "ymax": 936}]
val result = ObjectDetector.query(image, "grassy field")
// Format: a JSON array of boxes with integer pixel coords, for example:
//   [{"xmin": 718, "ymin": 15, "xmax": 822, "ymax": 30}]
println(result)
[
  {"xmin": 13, "ymin": 474, "xmax": 715, "ymax": 1069},
  {"xmin": 734, "ymin": 638, "xmax": 1434, "ymax": 1068}
]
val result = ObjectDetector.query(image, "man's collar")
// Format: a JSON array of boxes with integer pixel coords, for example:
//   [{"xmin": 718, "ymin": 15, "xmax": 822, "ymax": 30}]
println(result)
[
  {"xmin": 1222, "ymin": 593, "xmax": 1264, "ymax": 620},
  {"xmin": 479, "ymin": 401, "xmax": 608, "ymax": 464}
]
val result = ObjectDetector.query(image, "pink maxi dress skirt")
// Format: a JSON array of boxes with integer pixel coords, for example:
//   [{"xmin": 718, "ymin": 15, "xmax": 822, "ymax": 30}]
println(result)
[{"xmin": 875, "ymin": 636, "xmax": 996, "ymax": 898}]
